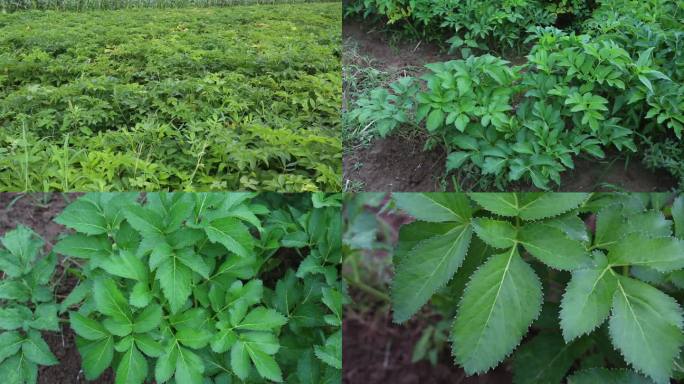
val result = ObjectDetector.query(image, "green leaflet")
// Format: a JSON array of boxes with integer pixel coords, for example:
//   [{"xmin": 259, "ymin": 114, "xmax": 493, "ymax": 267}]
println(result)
[
  {"xmin": 607, "ymin": 233, "xmax": 684, "ymax": 272},
  {"xmin": 55, "ymin": 197, "xmax": 109, "ymax": 235},
  {"xmin": 93, "ymin": 279, "xmax": 133, "ymax": 322},
  {"xmin": 70, "ymin": 313, "xmax": 110, "ymax": 340},
  {"xmin": 560, "ymin": 264, "xmax": 617, "ymax": 342},
  {"xmin": 204, "ymin": 217, "xmax": 254, "ymax": 258},
  {"xmin": 391, "ymin": 222, "xmax": 473, "ymax": 323},
  {"xmin": 519, "ymin": 223, "xmax": 592, "ymax": 270},
  {"xmin": 393, "ymin": 193, "xmax": 472, "ymax": 223},
  {"xmin": 0, "ymin": 353, "xmax": 37, "ymax": 384},
  {"xmin": 469, "ymin": 193, "xmax": 589, "ymax": 219},
  {"xmin": 0, "ymin": 332, "xmax": 23, "ymax": 363},
  {"xmin": 53, "ymin": 234, "xmax": 112, "ymax": 260},
  {"xmin": 115, "ymin": 345, "xmax": 148, "ymax": 384},
  {"xmin": 157, "ymin": 256, "xmax": 193, "ymax": 314},
  {"xmin": 451, "ymin": 247, "xmax": 542, "ymax": 374},
  {"xmin": 512, "ymin": 332, "xmax": 592, "ymax": 384},
  {"xmin": 22, "ymin": 331, "xmax": 58, "ymax": 366},
  {"xmin": 471, "ymin": 218, "xmax": 517, "ymax": 249},
  {"xmin": 609, "ymin": 276, "xmax": 684, "ymax": 384}
]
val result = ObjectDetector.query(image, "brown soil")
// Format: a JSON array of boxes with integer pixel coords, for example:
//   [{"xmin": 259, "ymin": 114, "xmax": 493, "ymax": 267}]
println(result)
[
  {"xmin": 342, "ymin": 20, "xmax": 676, "ymax": 192},
  {"xmin": 343, "ymin": 20, "xmax": 454, "ymax": 70},
  {"xmin": 343, "ymin": 294, "xmax": 513, "ymax": 384},
  {"xmin": 344, "ymin": 134, "xmax": 446, "ymax": 191},
  {"xmin": 0, "ymin": 193, "xmax": 114, "ymax": 383}
]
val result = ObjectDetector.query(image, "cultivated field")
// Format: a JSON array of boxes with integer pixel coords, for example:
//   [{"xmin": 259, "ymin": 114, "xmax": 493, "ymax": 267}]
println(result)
[{"xmin": 0, "ymin": 3, "xmax": 342, "ymax": 191}]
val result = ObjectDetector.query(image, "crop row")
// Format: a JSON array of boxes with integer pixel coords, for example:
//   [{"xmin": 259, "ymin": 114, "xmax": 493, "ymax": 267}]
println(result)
[{"xmin": 1, "ymin": 0, "xmax": 332, "ymax": 12}]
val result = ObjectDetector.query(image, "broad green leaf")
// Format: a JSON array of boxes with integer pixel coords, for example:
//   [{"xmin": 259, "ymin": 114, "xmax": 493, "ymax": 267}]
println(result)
[
  {"xmin": 469, "ymin": 193, "xmax": 588, "ymax": 219},
  {"xmin": 1, "ymin": 226, "xmax": 42, "ymax": 267},
  {"xmin": 0, "ymin": 281, "xmax": 29, "ymax": 301},
  {"xmin": 607, "ymin": 233, "xmax": 684, "ymax": 272},
  {"xmin": 471, "ymin": 218, "xmax": 517, "ymax": 249},
  {"xmin": 133, "ymin": 304, "xmax": 162, "ymax": 333},
  {"xmin": 517, "ymin": 193, "xmax": 589, "ymax": 220},
  {"xmin": 176, "ymin": 328, "xmax": 212, "ymax": 349},
  {"xmin": 246, "ymin": 344, "xmax": 283, "ymax": 382},
  {"xmin": 134, "ymin": 334, "xmax": 162, "ymax": 358},
  {"xmin": 0, "ymin": 332, "xmax": 23, "ymax": 363},
  {"xmin": 392, "ymin": 222, "xmax": 472, "ymax": 322},
  {"xmin": 567, "ymin": 368, "xmax": 654, "ymax": 384},
  {"xmin": 204, "ymin": 217, "xmax": 254, "ymax": 258},
  {"xmin": 231, "ymin": 341, "xmax": 250, "ymax": 380},
  {"xmin": 155, "ymin": 344, "xmax": 178, "ymax": 383},
  {"xmin": 321, "ymin": 288, "xmax": 343, "ymax": 326},
  {"xmin": 31, "ymin": 252, "xmax": 56, "ymax": 285},
  {"xmin": 609, "ymin": 276, "xmax": 684, "ymax": 383},
  {"xmin": 129, "ymin": 282, "xmax": 151, "ymax": 308},
  {"xmin": 53, "ymin": 234, "xmax": 111, "ymax": 259},
  {"xmin": 124, "ymin": 206, "xmax": 165, "ymax": 238},
  {"xmin": 624, "ymin": 211, "xmax": 672, "ymax": 238},
  {"xmin": 29, "ymin": 304, "xmax": 59, "ymax": 331},
  {"xmin": 55, "ymin": 198, "xmax": 108, "ymax": 235},
  {"xmin": 594, "ymin": 205, "xmax": 624, "ymax": 247},
  {"xmin": 22, "ymin": 330, "xmax": 57, "ymax": 366},
  {"xmin": 519, "ymin": 223, "xmax": 591, "ymax": 270},
  {"xmin": 211, "ymin": 329, "xmax": 238, "ymax": 353},
  {"xmin": 93, "ymin": 279, "xmax": 132, "ymax": 322},
  {"xmin": 157, "ymin": 256, "xmax": 193, "ymax": 314},
  {"xmin": 60, "ymin": 282, "xmax": 90, "ymax": 313},
  {"xmin": 560, "ymin": 265, "xmax": 617, "ymax": 342},
  {"xmin": 393, "ymin": 193, "xmax": 471, "ymax": 223},
  {"xmin": 469, "ymin": 193, "xmax": 520, "ymax": 217},
  {"xmin": 175, "ymin": 346, "xmax": 204, "ymax": 384},
  {"xmin": 100, "ymin": 251, "xmax": 147, "ymax": 281},
  {"xmin": 70, "ymin": 313, "xmax": 109, "ymax": 340},
  {"xmin": 176, "ymin": 248, "xmax": 211, "ymax": 278},
  {"xmin": 0, "ymin": 354, "xmax": 37, "ymax": 384},
  {"xmin": 103, "ymin": 317, "xmax": 133, "ymax": 337},
  {"xmin": 79, "ymin": 336, "xmax": 114, "ymax": 380},
  {"xmin": 313, "ymin": 331, "xmax": 342, "ymax": 370},
  {"xmin": 116, "ymin": 345, "xmax": 148, "ymax": 384},
  {"xmin": 513, "ymin": 332, "xmax": 591, "ymax": 384},
  {"xmin": 0, "ymin": 306, "xmax": 31, "ymax": 330},
  {"xmin": 238, "ymin": 307, "xmax": 287, "ymax": 331},
  {"xmin": 452, "ymin": 247, "xmax": 542, "ymax": 374}
]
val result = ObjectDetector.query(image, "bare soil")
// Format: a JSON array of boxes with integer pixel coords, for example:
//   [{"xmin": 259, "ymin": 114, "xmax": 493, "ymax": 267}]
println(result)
[
  {"xmin": 343, "ymin": 291, "xmax": 513, "ymax": 384},
  {"xmin": 342, "ymin": 20, "xmax": 676, "ymax": 192},
  {"xmin": 0, "ymin": 193, "xmax": 114, "ymax": 384}
]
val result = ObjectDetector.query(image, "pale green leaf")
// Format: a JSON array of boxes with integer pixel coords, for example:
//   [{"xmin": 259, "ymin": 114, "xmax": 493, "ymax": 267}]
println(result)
[
  {"xmin": 607, "ymin": 233, "xmax": 684, "ymax": 272},
  {"xmin": 157, "ymin": 257, "xmax": 192, "ymax": 314},
  {"xmin": 22, "ymin": 330, "xmax": 57, "ymax": 366},
  {"xmin": 115, "ymin": 345, "xmax": 147, "ymax": 384},
  {"xmin": 79, "ymin": 336, "xmax": 114, "ymax": 380},
  {"xmin": 519, "ymin": 223, "xmax": 591, "ymax": 270},
  {"xmin": 204, "ymin": 218, "xmax": 254, "ymax": 258},
  {"xmin": 70, "ymin": 313, "xmax": 109, "ymax": 340}
]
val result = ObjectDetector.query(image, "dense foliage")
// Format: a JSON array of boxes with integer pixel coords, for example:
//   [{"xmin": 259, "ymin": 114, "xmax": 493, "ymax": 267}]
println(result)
[
  {"xmin": 347, "ymin": 0, "xmax": 684, "ymax": 190},
  {"xmin": 0, "ymin": 0, "xmax": 331, "ymax": 12},
  {"xmin": 1, "ymin": 192, "xmax": 343, "ymax": 383},
  {"xmin": 0, "ymin": 227, "xmax": 60, "ymax": 383},
  {"xmin": 387, "ymin": 192, "xmax": 684, "ymax": 383},
  {"xmin": 0, "ymin": 4, "xmax": 342, "ymax": 192}
]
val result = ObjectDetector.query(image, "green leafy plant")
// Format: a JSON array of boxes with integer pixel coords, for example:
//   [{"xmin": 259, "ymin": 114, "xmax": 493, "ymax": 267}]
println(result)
[
  {"xmin": 389, "ymin": 192, "xmax": 684, "ymax": 383},
  {"xmin": 0, "ymin": 4, "xmax": 341, "ymax": 192},
  {"xmin": 51, "ymin": 192, "xmax": 343, "ymax": 383},
  {"xmin": 0, "ymin": 226, "xmax": 60, "ymax": 383}
]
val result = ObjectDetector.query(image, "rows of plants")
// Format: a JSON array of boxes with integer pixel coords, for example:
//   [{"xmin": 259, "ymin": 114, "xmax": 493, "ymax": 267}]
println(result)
[
  {"xmin": 1, "ymin": 0, "xmax": 331, "ymax": 12},
  {"xmin": 0, "ymin": 3, "xmax": 342, "ymax": 192},
  {"xmin": 0, "ymin": 192, "xmax": 343, "ymax": 383},
  {"xmin": 345, "ymin": 192, "xmax": 684, "ymax": 383},
  {"xmin": 346, "ymin": 0, "xmax": 684, "ymax": 190}
]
